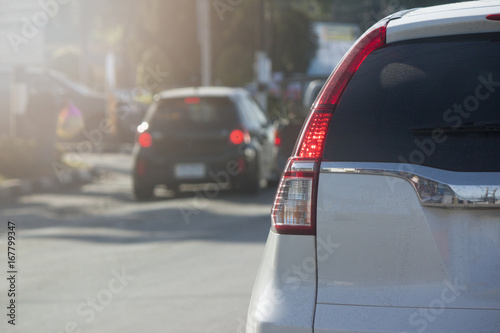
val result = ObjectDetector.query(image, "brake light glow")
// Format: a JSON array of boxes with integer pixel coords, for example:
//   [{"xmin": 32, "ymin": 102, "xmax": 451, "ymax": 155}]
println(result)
[
  {"xmin": 138, "ymin": 132, "xmax": 152, "ymax": 148},
  {"xmin": 486, "ymin": 14, "xmax": 500, "ymax": 21},
  {"xmin": 274, "ymin": 129, "xmax": 282, "ymax": 146},
  {"xmin": 230, "ymin": 129, "xmax": 244, "ymax": 145},
  {"xmin": 184, "ymin": 97, "xmax": 201, "ymax": 104},
  {"xmin": 297, "ymin": 112, "xmax": 332, "ymax": 159},
  {"xmin": 273, "ymin": 21, "xmax": 388, "ymax": 235},
  {"xmin": 230, "ymin": 129, "xmax": 250, "ymax": 145}
]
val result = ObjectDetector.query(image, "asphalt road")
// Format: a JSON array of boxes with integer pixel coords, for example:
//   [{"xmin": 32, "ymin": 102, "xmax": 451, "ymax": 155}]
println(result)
[{"xmin": 0, "ymin": 153, "xmax": 274, "ymax": 333}]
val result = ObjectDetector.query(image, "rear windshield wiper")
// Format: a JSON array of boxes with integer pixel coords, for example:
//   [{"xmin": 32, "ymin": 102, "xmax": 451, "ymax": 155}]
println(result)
[{"xmin": 410, "ymin": 120, "xmax": 500, "ymax": 134}]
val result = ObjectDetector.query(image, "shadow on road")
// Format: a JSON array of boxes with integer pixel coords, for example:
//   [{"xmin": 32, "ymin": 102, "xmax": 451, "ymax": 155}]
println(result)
[{"xmin": 0, "ymin": 175, "xmax": 277, "ymax": 245}]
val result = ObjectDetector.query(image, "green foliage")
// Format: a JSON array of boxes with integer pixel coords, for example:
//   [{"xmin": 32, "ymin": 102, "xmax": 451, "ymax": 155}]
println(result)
[
  {"xmin": 80, "ymin": 0, "xmax": 200, "ymax": 88},
  {"xmin": 50, "ymin": 46, "xmax": 81, "ymax": 82},
  {"xmin": 136, "ymin": 46, "xmax": 173, "ymax": 93},
  {"xmin": 270, "ymin": 8, "xmax": 318, "ymax": 75},
  {"xmin": 75, "ymin": 0, "xmax": 464, "ymax": 88},
  {"xmin": 212, "ymin": 0, "xmax": 257, "ymax": 85},
  {"xmin": 212, "ymin": 0, "xmax": 317, "ymax": 82},
  {"xmin": 130, "ymin": 0, "xmax": 200, "ymax": 87},
  {"xmin": 215, "ymin": 45, "xmax": 254, "ymax": 87}
]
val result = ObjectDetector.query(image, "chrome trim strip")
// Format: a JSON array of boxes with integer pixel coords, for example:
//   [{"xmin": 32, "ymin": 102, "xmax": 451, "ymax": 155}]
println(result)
[
  {"xmin": 320, "ymin": 162, "xmax": 500, "ymax": 209},
  {"xmin": 291, "ymin": 161, "xmax": 315, "ymax": 172}
]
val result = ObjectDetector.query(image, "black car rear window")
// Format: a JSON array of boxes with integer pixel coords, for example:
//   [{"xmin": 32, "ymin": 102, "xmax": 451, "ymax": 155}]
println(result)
[
  {"xmin": 323, "ymin": 33, "xmax": 500, "ymax": 172},
  {"xmin": 149, "ymin": 96, "xmax": 239, "ymax": 131}
]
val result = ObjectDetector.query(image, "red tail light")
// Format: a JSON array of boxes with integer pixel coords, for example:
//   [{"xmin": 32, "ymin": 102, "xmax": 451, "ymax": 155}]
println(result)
[
  {"xmin": 229, "ymin": 129, "xmax": 250, "ymax": 145},
  {"xmin": 296, "ymin": 112, "xmax": 332, "ymax": 159},
  {"xmin": 138, "ymin": 132, "xmax": 152, "ymax": 148},
  {"xmin": 486, "ymin": 14, "xmax": 500, "ymax": 21},
  {"xmin": 230, "ymin": 129, "xmax": 244, "ymax": 145},
  {"xmin": 274, "ymin": 129, "xmax": 282, "ymax": 146},
  {"xmin": 272, "ymin": 22, "xmax": 388, "ymax": 235},
  {"xmin": 184, "ymin": 97, "xmax": 201, "ymax": 104},
  {"xmin": 272, "ymin": 159, "xmax": 317, "ymax": 235}
]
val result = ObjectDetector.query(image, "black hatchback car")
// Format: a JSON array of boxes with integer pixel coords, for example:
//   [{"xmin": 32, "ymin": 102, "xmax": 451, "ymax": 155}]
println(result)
[{"xmin": 132, "ymin": 87, "xmax": 278, "ymax": 200}]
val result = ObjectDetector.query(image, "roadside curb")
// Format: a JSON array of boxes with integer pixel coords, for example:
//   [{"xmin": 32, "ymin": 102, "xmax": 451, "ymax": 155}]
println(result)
[{"xmin": 0, "ymin": 168, "xmax": 100, "ymax": 203}]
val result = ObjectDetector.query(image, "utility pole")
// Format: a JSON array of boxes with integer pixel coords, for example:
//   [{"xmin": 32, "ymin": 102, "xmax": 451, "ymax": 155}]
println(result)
[
  {"xmin": 197, "ymin": 0, "xmax": 212, "ymax": 86},
  {"xmin": 79, "ymin": 1, "xmax": 89, "ymax": 86},
  {"xmin": 255, "ymin": 0, "xmax": 271, "ymax": 111}
]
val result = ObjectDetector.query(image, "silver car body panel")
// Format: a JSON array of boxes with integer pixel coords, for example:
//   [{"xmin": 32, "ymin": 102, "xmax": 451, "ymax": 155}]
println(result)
[
  {"xmin": 387, "ymin": 2, "xmax": 500, "ymax": 43},
  {"xmin": 316, "ymin": 162, "xmax": 500, "ymax": 311},
  {"xmin": 321, "ymin": 162, "xmax": 500, "ymax": 208},
  {"xmin": 246, "ymin": 231, "xmax": 316, "ymax": 333},
  {"xmin": 314, "ymin": 304, "xmax": 500, "ymax": 333}
]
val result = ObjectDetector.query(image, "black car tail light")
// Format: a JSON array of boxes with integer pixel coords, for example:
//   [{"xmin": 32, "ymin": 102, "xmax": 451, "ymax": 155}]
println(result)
[
  {"xmin": 229, "ymin": 129, "xmax": 244, "ymax": 145},
  {"xmin": 274, "ymin": 129, "xmax": 282, "ymax": 146},
  {"xmin": 229, "ymin": 129, "xmax": 250, "ymax": 145},
  {"xmin": 138, "ymin": 132, "xmax": 152, "ymax": 148},
  {"xmin": 271, "ymin": 21, "xmax": 388, "ymax": 235}
]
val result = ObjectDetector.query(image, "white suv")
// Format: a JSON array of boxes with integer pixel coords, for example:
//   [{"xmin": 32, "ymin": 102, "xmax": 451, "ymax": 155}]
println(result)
[{"xmin": 247, "ymin": 2, "xmax": 500, "ymax": 332}]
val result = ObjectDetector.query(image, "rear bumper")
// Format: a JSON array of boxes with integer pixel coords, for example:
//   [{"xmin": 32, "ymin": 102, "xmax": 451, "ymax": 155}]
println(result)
[
  {"xmin": 314, "ymin": 304, "xmax": 500, "ymax": 333},
  {"xmin": 246, "ymin": 231, "xmax": 316, "ymax": 333},
  {"xmin": 133, "ymin": 146, "xmax": 257, "ymax": 186},
  {"xmin": 248, "ymin": 230, "xmax": 500, "ymax": 332}
]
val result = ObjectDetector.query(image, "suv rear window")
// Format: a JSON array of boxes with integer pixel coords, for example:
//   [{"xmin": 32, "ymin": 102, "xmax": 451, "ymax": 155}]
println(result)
[
  {"xmin": 323, "ymin": 33, "xmax": 500, "ymax": 172},
  {"xmin": 149, "ymin": 96, "xmax": 239, "ymax": 131}
]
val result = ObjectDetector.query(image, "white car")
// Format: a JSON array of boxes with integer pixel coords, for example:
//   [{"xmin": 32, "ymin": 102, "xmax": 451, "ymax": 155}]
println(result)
[{"xmin": 247, "ymin": 2, "xmax": 500, "ymax": 332}]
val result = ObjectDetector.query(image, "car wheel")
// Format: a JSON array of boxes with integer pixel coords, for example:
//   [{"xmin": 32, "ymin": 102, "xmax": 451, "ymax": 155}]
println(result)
[{"xmin": 133, "ymin": 181, "xmax": 155, "ymax": 201}]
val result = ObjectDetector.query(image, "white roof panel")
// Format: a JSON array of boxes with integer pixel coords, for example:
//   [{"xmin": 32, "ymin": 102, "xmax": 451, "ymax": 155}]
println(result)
[{"xmin": 387, "ymin": 1, "xmax": 500, "ymax": 43}]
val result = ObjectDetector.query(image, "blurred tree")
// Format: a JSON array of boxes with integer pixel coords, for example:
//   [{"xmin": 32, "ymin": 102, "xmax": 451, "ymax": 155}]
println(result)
[
  {"xmin": 270, "ymin": 7, "xmax": 318, "ymax": 75},
  {"xmin": 136, "ymin": 46, "xmax": 173, "ymax": 93},
  {"xmin": 74, "ymin": 0, "xmax": 141, "ymax": 87},
  {"xmin": 136, "ymin": 0, "xmax": 200, "ymax": 87},
  {"xmin": 78, "ymin": 0, "xmax": 200, "ymax": 89},
  {"xmin": 215, "ymin": 45, "xmax": 254, "ymax": 87},
  {"xmin": 211, "ymin": 0, "xmax": 256, "ymax": 86},
  {"xmin": 70, "ymin": 0, "xmax": 462, "ymax": 90},
  {"xmin": 50, "ymin": 46, "xmax": 81, "ymax": 82},
  {"xmin": 212, "ymin": 0, "xmax": 318, "ymax": 84}
]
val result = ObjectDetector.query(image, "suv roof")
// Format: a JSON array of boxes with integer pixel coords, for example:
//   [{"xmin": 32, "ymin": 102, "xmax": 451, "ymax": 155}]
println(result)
[{"xmin": 387, "ymin": 1, "xmax": 500, "ymax": 42}]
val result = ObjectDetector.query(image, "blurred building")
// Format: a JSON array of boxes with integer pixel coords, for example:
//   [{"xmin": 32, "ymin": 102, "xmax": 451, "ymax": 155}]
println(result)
[
  {"xmin": 0, "ymin": 0, "xmax": 79, "ymax": 136},
  {"xmin": 308, "ymin": 22, "xmax": 360, "ymax": 76}
]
